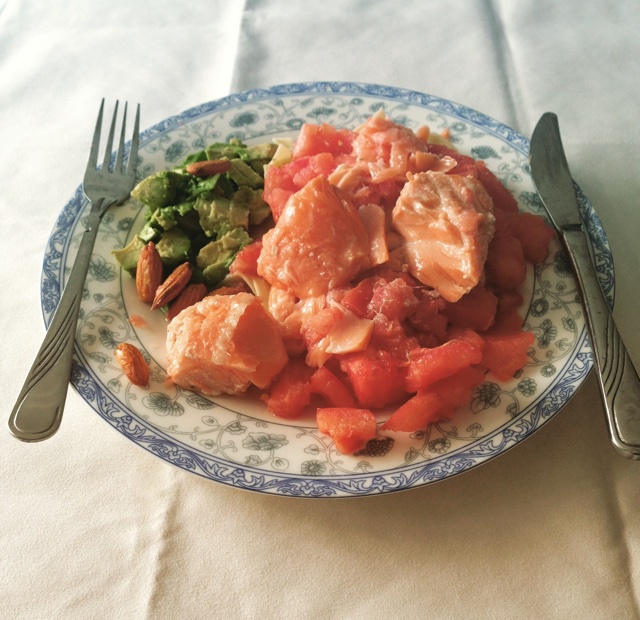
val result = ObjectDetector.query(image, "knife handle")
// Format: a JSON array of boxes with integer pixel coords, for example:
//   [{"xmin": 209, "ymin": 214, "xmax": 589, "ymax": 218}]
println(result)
[{"xmin": 563, "ymin": 228, "xmax": 640, "ymax": 459}]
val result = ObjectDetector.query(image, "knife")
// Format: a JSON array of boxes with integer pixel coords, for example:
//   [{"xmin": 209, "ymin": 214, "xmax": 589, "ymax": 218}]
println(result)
[{"xmin": 529, "ymin": 112, "xmax": 640, "ymax": 459}]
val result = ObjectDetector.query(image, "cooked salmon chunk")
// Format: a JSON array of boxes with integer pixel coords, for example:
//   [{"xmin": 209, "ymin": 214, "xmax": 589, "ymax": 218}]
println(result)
[
  {"xmin": 166, "ymin": 293, "xmax": 288, "ymax": 396},
  {"xmin": 257, "ymin": 175, "xmax": 370, "ymax": 297},
  {"xmin": 392, "ymin": 171, "xmax": 495, "ymax": 302}
]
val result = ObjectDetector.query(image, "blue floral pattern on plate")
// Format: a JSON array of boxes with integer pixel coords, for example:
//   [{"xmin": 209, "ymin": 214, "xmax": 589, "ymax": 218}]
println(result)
[{"xmin": 42, "ymin": 82, "xmax": 613, "ymax": 497}]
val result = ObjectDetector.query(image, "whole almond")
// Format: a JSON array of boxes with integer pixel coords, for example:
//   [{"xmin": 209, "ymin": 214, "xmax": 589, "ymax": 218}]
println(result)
[
  {"xmin": 152, "ymin": 262, "xmax": 194, "ymax": 310},
  {"xmin": 185, "ymin": 158, "xmax": 231, "ymax": 177},
  {"xmin": 206, "ymin": 281, "xmax": 252, "ymax": 297},
  {"xmin": 167, "ymin": 283, "xmax": 208, "ymax": 321},
  {"xmin": 114, "ymin": 343, "xmax": 150, "ymax": 387},
  {"xmin": 136, "ymin": 242, "xmax": 163, "ymax": 303}
]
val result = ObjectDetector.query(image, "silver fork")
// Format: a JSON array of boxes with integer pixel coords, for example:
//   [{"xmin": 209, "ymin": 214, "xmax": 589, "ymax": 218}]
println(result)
[{"xmin": 8, "ymin": 100, "xmax": 140, "ymax": 442}]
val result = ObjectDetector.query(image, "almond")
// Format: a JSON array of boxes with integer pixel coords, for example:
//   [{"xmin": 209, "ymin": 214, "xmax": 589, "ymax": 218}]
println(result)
[
  {"xmin": 151, "ymin": 262, "xmax": 194, "ymax": 310},
  {"xmin": 114, "ymin": 343, "xmax": 150, "ymax": 387},
  {"xmin": 207, "ymin": 281, "xmax": 252, "ymax": 297},
  {"xmin": 136, "ymin": 242, "xmax": 163, "ymax": 303},
  {"xmin": 167, "ymin": 283, "xmax": 208, "ymax": 321},
  {"xmin": 185, "ymin": 158, "xmax": 231, "ymax": 177}
]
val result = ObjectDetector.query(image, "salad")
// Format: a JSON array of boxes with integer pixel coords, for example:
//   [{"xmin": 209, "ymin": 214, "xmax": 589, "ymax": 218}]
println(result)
[{"xmin": 114, "ymin": 111, "xmax": 554, "ymax": 455}]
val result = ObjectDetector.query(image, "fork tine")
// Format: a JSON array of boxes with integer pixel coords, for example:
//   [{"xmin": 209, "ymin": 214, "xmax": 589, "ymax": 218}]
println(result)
[
  {"xmin": 114, "ymin": 102, "xmax": 128, "ymax": 173},
  {"xmin": 127, "ymin": 103, "xmax": 141, "ymax": 176},
  {"xmin": 101, "ymin": 100, "xmax": 119, "ymax": 171},
  {"xmin": 87, "ymin": 99, "xmax": 105, "ymax": 170}
]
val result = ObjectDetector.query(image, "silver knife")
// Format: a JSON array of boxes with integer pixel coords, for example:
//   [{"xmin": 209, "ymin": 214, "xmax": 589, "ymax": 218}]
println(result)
[{"xmin": 530, "ymin": 112, "xmax": 640, "ymax": 459}]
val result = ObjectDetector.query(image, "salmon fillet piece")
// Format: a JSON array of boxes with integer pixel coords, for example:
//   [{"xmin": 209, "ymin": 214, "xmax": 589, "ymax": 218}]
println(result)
[
  {"xmin": 257, "ymin": 175, "xmax": 370, "ymax": 297},
  {"xmin": 391, "ymin": 171, "xmax": 495, "ymax": 302},
  {"xmin": 166, "ymin": 293, "xmax": 288, "ymax": 396}
]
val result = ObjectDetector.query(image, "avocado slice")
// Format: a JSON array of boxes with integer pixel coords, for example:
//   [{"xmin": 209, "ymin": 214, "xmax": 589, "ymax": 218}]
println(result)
[
  {"xmin": 131, "ymin": 170, "xmax": 193, "ymax": 210},
  {"xmin": 195, "ymin": 195, "xmax": 250, "ymax": 238},
  {"xmin": 112, "ymin": 235, "xmax": 146, "ymax": 275},
  {"xmin": 196, "ymin": 228, "xmax": 251, "ymax": 287},
  {"xmin": 156, "ymin": 227, "xmax": 191, "ymax": 267}
]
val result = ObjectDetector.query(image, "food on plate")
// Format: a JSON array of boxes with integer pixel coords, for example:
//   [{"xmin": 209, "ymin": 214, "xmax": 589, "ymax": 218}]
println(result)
[
  {"xmin": 114, "ymin": 343, "xmax": 150, "ymax": 387},
  {"xmin": 316, "ymin": 407, "xmax": 378, "ymax": 454},
  {"xmin": 391, "ymin": 171, "xmax": 495, "ymax": 302},
  {"xmin": 116, "ymin": 111, "xmax": 555, "ymax": 456},
  {"xmin": 166, "ymin": 293, "xmax": 288, "ymax": 396},
  {"xmin": 257, "ymin": 175, "xmax": 370, "ymax": 297}
]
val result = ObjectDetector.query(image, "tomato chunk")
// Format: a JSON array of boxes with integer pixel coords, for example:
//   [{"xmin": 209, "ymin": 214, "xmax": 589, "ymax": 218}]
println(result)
[
  {"xmin": 316, "ymin": 407, "xmax": 377, "ymax": 454},
  {"xmin": 309, "ymin": 366, "xmax": 356, "ymax": 408},
  {"xmin": 482, "ymin": 330, "xmax": 535, "ymax": 381},
  {"xmin": 381, "ymin": 391, "xmax": 453, "ymax": 432},
  {"xmin": 339, "ymin": 349, "xmax": 406, "ymax": 409},
  {"xmin": 431, "ymin": 366, "xmax": 486, "ymax": 408},
  {"xmin": 263, "ymin": 358, "xmax": 314, "ymax": 419},
  {"xmin": 445, "ymin": 285, "xmax": 498, "ymax": 332},
  {"xmin": 475, "ymin": 160, "xmax": 519, "ymax": 213},
  {"xmin": 293, "ymin": 122, "xmax": 356, "ymax": 158},
  {"xmin": 404, "ymin": 339, "xmax": 483, "ymax": 393},
  {"xmin": 508, "ymin": 212, "xmax": 555, "ymax": 264},
  {"xmin": 485, "ymin": 235, "xmax": 527, "ymax": 291}
]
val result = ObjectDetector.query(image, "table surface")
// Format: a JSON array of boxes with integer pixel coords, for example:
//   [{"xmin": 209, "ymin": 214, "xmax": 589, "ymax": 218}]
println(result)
[{"xmin": 2, "ymin": 1, "xmax": 640, "ymax": 618}]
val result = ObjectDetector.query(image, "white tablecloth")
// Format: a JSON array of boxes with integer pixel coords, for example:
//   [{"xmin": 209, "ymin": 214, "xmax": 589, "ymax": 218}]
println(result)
[{"xmin": 2, "ymin": 1, "xmax": 640, "ymax": 618}]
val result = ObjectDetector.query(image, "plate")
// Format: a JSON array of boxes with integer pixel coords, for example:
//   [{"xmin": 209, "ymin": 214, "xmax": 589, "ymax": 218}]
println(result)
[{"xmin": 42, "ymin": 82, "xmax": 613, "ymax": 497}]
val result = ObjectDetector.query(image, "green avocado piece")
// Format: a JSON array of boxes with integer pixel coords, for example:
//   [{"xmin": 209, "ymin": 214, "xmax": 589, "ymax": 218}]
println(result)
[
  {"xmin": 155, "ymin": 227, "xmax": 191, "ymax": 267},
  {"xmin": 196, "ymin": 228, "xmax": 251, "ymax": 287},
  {"xmin": 112, "ymin": 235, "xmax": 146, "ymax": 274},
  {"xmin": 195, "ymin": 195, "xmax": 250, "ymax": 238},
  {"xmin": 131, "ymin": 170, "xmax": 193, "ymax": 210},
  {"xmin": 227, "ymin": 159, "xmax": 265, "ymax": 189},
  {"xmin": 232, "ymin": 186, "xmax": 271, "ymax": 226}
]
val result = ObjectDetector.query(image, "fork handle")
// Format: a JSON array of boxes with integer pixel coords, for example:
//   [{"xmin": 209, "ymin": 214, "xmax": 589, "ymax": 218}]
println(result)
[
  {"xmin": 8, "ymin": 207, "xmax": 103, "ymax": 441},
  {"xmin": 562, "ymin": 228, "xmax": 640, "ymax": 459}
]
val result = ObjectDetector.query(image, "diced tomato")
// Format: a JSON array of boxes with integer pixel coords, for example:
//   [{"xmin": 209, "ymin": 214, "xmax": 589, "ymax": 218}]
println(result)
[
  {"xmin": 445, "ymin": 285, "xmax": 498, "ymax": 332},
  {"xmin": 263, "ymin": 154, "xmax": 339, "ymax": 221},
  {"xmin": 490, "ymin": 310, "xmax": 526, "ymax": 334},
  {"xmin": 407, "ymin": 289, "xmax": 448, "ymax": 347},
  {"xmin": 482, "ymin": 329, "xmax": 535, "ymax": 381},
  {"xmin": 381, "ymin": 391, "xmax": 453, "ymax": 433},
  {"xmin": 496, "ymin": 290, "xmax": 524, "ymax": 318},
  {"xmin": 475, "ymin": 160, "xmax": 519, "ymax": 213},
  {"xmin": 508, "ymin": 212, "xmax": 555, "ymax": 264},
  {"xmin": 485, "ymin": 235, "xmax": 527, "ymax": 291},
  {"xmin": 339, "ymin": 348, "xmax": 407, "ymax": 409},
  {"xmin": 316, "ymin": 407, "xmax": 377, "ymax": 454},
  {"xmin": 293, "ymin": 123, "xmax": 356, "ymax": 158},
  {"xmin": 341, "ymin": 278, "xmax": 376, "ymax": 318},
  {"xmin": 292, "ymin": 152, "xmax": 336, "ymax": 188},
  {"xmin": 368, "ymin": 277, "xmax": 418, "ymax": 321},
  {"xmin": 229, "ymin": 239, "xmax": 262, "ymax": 276},
  {"xmin": 263, "ymin": 358, "xmax": 314, "ymax": 419},
  {"xmin": 309, "ymin": 366, "xmax": 356, "ymax": 408},
  {"xmin": 404, "ymin": 339, "xmax": 483, "ymax": 393},
  {"xmin": 446, "ymin": 326, "xmax": 485, "ymax": 353},
  {"xmin": 431, "ymin": 366, "xmax": 486, "ymax": 408},
  {"xmin": 381, "ymin": 366, "xmax": 485, "ymax": 433},
  {"xmin": 369, "ymin": 314, "xmax": 418, "ymax": 359}
]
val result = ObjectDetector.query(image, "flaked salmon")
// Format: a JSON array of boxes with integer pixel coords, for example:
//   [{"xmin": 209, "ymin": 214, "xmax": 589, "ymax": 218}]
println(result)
[
  {"xmin": 166, "ymin": 293, "xmax": 288, "ymax": 396},
  {"xmin": 392, "ymin": 171, "xmax": 495, "ymax": 302},
  {"xmin": 257, "ymin": 175, "xmax": 370, "ymax": 297}
]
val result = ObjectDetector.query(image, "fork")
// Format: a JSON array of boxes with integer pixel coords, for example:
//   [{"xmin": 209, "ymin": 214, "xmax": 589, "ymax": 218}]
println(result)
[{"xmin": 8, "ymin": 100, "xmax": 140, "ymax": 442}]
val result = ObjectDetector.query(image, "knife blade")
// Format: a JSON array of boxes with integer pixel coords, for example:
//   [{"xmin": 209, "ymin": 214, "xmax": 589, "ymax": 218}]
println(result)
[{"xmin": 530, "ymin": 112, "xmax": 640, "ymax": 459}]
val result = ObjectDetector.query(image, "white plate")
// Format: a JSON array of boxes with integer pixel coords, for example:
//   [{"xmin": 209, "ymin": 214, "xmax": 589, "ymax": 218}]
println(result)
[{"xmin": 42, "ymin": 82, "xmax": 613, "ymax": 497}]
